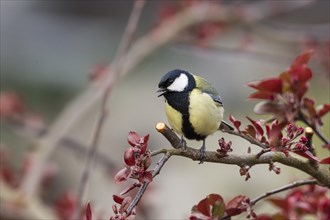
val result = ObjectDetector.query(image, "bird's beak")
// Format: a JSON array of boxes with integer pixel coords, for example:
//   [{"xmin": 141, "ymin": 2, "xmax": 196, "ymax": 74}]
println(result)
[{"xmin": 157, "ymin": 88, "xmax": 167, "ymax": 97}]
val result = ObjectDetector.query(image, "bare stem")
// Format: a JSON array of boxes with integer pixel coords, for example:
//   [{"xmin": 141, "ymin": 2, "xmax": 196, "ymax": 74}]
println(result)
[
  {"xmin": 223, "ymin": 129, "xmax": 267, "ymax": 149},
  {"xmin": 125, "ymin": 152, "xmax": 171, "ymax": 216},
  {"xmin": 250, "ymin": 179, "xmax": 318, "ymax": 206},
  {"xmin": 73, "ymin": 2, "xmax": 146, "ymax": 219}
]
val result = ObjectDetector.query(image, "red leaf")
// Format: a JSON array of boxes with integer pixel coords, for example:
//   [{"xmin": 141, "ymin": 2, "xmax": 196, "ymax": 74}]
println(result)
[
  {"xmin": 289, "ymin": 65, "xmax": 312, "ymax": 84},
  {"xmin": 124, "ymin": 148, "xmax": 136, "ymax": 167},
  {"xmin": 189, "ymin": 215, "xmax": 198, "ymax": 220},
  {"xmin": 119, "ymin": 196, "xmax": 132, "ymax": 214},
  {"xmin": 114, "ymin": 168, "xmax": 131, "ymax": 184},
  {"xmin": 291, "ymin": 50, "xmax": 314, "ymax": 68},
  {"xmin": 246, "ymin": 117, "xmax": 264, "ymax": 136},
  {"xmin": 113, "ymin": 195, "xmax": 124, "ymax": 204},
  {"xmin": 299, "ymin": 66, "xmax": 313, "ymax": 83},
  {"xmin": 127, "ymin": 131, "xmax": 141, "ymax": 147},
  {"xmin": 247, "ymin": 78, "xmax": 282, "ymax": 93},
  {"xmin": 248, "ymin": 91, "xmax": 275, "ymax": 100},
  {"xmin": 229, "ymin": 115, "xmax": 241, "ymax": 131},
  {"xmin": 268, "ymin": 122, "xmax": 285, "ymax": 145},
  {"xmin": 86, "ymin": 203, "xmax": 92, "ymax": 220},
  {"xmin": 244, "ymin": 125, "xmax": 256, "ymax": 139},
  {"xmin": 303, "ymin": 97, "xmax": 317, "ymax": 118},
  {"xmin": 140, "ymin": 134, "xmax": 149, "ymax": 154},
  {"xmin": 317, "ymin": 104, "xmax": 330, "ymax": 117},
  {"xmin": 267, "ymin": 197, "xmax": 288, "ymax": 210},
  {"xmin": 140, "ymin": 170, "xmax": 153, "ymax": 183},
  {"xmin": 196, "ymin": 198, "xmax": 211, "ymax": 217},
  {"xmin": 293, "ymin": 151, "xmax": 319, "ymax": 162},
  {"xmin": 226, "ymin": 195, "xmax": 249, "ymax": 216}
]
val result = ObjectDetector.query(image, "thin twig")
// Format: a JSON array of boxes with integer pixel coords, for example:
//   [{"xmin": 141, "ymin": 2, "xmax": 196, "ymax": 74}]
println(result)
[
  {"xmin": 298, "ymin": 111, "xmax": 329, "ymax": 145},
  {"xmin": 73, "ymin": 2, "xmax": 146, "ymax": 219},
  {"xmin": 125, "ymin": 152, "xmax": 171, "ymax": 216},
  {"xmin": 250, "ymin": 179, "xmax": 318, "ymax": 206},
  {"xmin": 223, "ymin": 129, "xmax": 267, "ymax": 149}
]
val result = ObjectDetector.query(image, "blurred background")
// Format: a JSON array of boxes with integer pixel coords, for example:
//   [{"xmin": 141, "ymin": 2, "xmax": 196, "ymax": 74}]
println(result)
[{"xmin": 1, "ymin": 0, "xmax": 329, "ymax": 219}]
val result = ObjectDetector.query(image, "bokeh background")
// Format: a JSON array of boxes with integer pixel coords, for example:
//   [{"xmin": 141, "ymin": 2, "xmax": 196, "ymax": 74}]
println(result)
[{"xmin": 1, "ymin": 1, "xmax": 329, "ymax": 219}]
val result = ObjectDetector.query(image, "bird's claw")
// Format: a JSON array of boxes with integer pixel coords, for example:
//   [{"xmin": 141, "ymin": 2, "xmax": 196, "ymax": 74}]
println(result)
[
  {"xmin": 178, "ymin": 136, "xmax": 187, "ymax": 149},
  {"xmin": 199, "ymin": 146, "xmax": 206, "ymax": 164}
]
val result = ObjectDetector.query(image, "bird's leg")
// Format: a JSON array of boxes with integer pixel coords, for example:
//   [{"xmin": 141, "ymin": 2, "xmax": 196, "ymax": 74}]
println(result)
[
  {"xmin": 178, "ymin": 135, "xmax": 187, "ymax": 149},
  {"xmin": 199, "ymin": 140, "xmax": 206, "ymax": 164}
]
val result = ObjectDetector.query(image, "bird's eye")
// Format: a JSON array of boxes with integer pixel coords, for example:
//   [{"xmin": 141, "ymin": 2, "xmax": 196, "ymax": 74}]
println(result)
[{"xmin": 167, "ymin": 79, "xmax": 174, "ymax": 85}]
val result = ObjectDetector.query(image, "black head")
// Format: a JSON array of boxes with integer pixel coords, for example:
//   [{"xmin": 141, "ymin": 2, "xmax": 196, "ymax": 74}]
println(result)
[{"xmin": 157, "ymin": 69, "xmax": 195, "ymax": 97}]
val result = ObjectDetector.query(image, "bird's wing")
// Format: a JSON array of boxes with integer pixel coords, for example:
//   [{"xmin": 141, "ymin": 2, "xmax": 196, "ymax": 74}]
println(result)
[{"xmin": 194, "ymin": 75, "xmax": 223, "ymax": 106}]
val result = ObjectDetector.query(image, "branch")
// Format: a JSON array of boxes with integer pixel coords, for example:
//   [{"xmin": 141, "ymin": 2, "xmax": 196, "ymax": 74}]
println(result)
[
  {"xmin": 155, "ymin": 122, "xmax": 330, "ymax": 188},
  {"xmin": 125, "ymin": 152, "xmax": 171, "ymax": 216},
  {"xmin": 73, "ymin": 1, "xmax": 146, "ymax": 219},
  {"xmin": 250, "ymin": 179, "xmax": 318, "ymax": 206},
  {"xmin": 223, "ymin": 129, "xmax": 267, "ymax": 149}
]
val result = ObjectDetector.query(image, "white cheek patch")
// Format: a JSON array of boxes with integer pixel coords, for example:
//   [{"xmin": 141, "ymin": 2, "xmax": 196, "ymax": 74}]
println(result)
[{"xmin": 167, "ymin": 73, "xmax": 188, "ymax": 92}]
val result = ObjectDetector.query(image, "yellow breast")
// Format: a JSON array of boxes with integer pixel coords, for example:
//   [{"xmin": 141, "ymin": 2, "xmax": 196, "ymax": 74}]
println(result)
[
  {"xmin": 165, "ymin": 102, "xmax": 183, "ymax": 135},
  {"xmin": 189, "ymin": 89, "xmax": 223, "ymax": 137}
]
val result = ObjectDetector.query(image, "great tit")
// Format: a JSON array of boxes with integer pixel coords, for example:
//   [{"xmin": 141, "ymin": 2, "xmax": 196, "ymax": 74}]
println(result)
[{"xmin": 158, "ymin": 69, "xmax": 232, "ymax": 163}]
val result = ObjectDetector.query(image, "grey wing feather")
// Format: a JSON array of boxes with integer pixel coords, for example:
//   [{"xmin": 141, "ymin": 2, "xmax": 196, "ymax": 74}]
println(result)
[
  {"xmin": 194, "ymin": 74, "xmax": 224, "ymax": 106},
  {"xmin": 208, "ymin": 93, "xmax": 223, "ymax": 106},
  {"xmin": 199, "ymin": 79, "xmax": 223, "ymax": 106}
]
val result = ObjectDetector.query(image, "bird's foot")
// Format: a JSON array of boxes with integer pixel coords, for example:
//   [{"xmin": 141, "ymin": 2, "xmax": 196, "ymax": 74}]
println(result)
[
  {"xmin": 178, "ymin": 136, "xmax": 187, "ymax": 150},
  {"xmin": 199, "ymin": 145, "xmax": 206, "ymax": 164}
]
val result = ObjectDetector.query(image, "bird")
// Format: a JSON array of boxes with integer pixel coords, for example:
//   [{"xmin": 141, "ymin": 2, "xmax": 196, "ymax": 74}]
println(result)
[{"xmin": 157, "ymin": 69, "xmax": 233, "ymax": 163}]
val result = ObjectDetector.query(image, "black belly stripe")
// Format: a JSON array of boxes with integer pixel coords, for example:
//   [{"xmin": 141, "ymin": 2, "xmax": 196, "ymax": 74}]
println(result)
[{"xmin": 165, "ymin": 92, "xmax": 206, "ymax": 141}]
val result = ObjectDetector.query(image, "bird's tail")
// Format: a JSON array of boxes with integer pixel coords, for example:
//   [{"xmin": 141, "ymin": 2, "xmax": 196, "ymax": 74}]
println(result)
[{"xmin": 219, "ymin": 120, "xmax": 234, "ymax": 131}]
